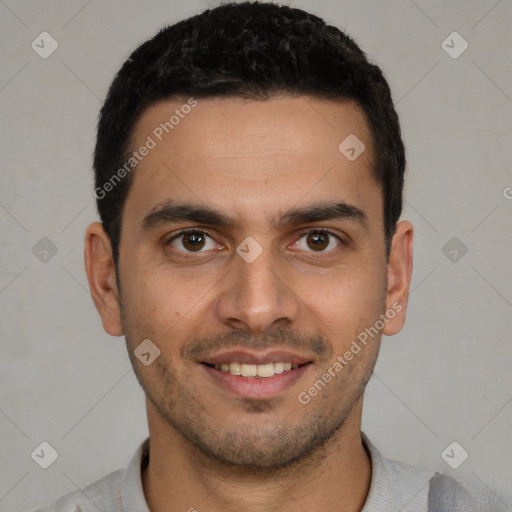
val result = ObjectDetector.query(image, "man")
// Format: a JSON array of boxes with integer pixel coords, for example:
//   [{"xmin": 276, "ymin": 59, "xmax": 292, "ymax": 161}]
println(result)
[{"xmin": 36, "ymin": 2, "xmax": 506, "ymax": 511}]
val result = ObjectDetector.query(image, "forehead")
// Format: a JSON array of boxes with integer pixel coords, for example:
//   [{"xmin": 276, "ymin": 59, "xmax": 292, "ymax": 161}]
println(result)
[{"xmin": 123, "ymin": 95, "xmax": 381, "ymax": 230}]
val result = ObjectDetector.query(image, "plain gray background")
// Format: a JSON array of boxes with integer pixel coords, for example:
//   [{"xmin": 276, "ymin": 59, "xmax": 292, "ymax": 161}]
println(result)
[{"xmin": 1, "ymin": 1, "xmax": 511, "ymax": 510}]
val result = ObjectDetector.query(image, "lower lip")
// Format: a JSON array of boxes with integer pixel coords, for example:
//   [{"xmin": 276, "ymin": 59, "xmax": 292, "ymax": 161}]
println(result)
[{"xmin": 200, "ymin": 363, "xmax": 312, "ymax": 399}]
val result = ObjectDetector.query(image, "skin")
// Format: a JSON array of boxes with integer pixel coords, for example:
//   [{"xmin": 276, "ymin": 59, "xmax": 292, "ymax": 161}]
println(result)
[{"xmin": 85, "ymin": 95, "xmax": 413, "ymax": 512}]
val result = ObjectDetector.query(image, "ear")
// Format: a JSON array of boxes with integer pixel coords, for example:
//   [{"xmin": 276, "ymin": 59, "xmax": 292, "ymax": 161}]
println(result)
[
  {"xmin": 383, "ymin": 220, "xmax": 413, "ymax": 336},
  {"xmin": 84, "ymin": 222, "xmax": 123, "ymax": 336}
]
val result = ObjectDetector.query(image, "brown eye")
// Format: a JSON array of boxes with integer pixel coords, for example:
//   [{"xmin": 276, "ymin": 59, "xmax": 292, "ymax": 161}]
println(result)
[
  {"xmin": 169, "ymin": 230, "xmax": 217, "ymax": 253},
  {"xmin": 295, "ymin": 230, "xmax": 341, "ymax": 253},
  {"xmin": 307, "ymin": 232, "xmax": 329, "ymax": 251},
  {"xmin": 182, "ymin": 232, "xmax": 205, "ymax": 251}
]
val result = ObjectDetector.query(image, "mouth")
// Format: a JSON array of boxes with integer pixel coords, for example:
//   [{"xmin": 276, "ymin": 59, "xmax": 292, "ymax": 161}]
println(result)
[
  {"xmin": 197, "ymin": 350, "xmax": 314, "ymax": 399},
  {"xmin": 201, "ymin": 361, "xmax": 312, "ymax": 378}
]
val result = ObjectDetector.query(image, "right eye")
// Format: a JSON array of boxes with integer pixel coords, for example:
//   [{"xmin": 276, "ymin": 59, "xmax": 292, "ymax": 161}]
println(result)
[{"xmin": 167, "ymin": 229, "xmax": 220, "ymax": 254}]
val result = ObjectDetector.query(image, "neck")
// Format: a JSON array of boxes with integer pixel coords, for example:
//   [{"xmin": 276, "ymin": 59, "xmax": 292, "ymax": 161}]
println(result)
[{"xmin": 141, "ymin": 398, "xmax": 371, "ymax": 512}]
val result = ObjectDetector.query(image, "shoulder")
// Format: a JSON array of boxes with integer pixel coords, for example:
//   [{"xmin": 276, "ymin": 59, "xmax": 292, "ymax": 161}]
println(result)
[
  {"xmin": 428, "ymin": 472, "xmax": 511, "ymax": 512},
  {"xmin": 33, "ymin": 468, "xmax": 125, "ymax": 512},
  {"xmin": 361, "ymin": 433, "xmax": 510, "ymax": 512},
  {"xmin": 33, "ymin": 438, "xmax": 150, "ymax": 512}
]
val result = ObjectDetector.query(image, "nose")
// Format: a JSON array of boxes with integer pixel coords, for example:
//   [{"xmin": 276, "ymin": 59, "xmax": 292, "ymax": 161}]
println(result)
[{"xmin": 214, "ymin": 244, "xmax": 301, "ymax": 333}]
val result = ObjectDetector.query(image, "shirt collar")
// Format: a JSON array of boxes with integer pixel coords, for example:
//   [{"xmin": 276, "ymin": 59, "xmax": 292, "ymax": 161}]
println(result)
[
  {"xmin": 360, "ymin": 431, "xmax": 400, "ymax": 511},
  {"xmin": 120, "ymin": 437, "xmax": 151, "ymax": 512}
]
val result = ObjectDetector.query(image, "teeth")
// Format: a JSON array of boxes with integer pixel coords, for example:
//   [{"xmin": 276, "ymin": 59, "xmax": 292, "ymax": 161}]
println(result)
[
  {"xmin": 229, "ymin": 362, "xmax": 241, "ymax": 375},
  {"xmin": 274, "ymin": 362, "xmax": 285, "ymax": 374},
  {"xmin": 257, "ymin": 363, "xmax": 274, "ymax": 377},
  {"xmin": 213, "ymin": 362, "xmax": 300, "ymax": 378},
  {"xmin": 241, "ymin": 363, "xmax": 258, "ymax": 377}
]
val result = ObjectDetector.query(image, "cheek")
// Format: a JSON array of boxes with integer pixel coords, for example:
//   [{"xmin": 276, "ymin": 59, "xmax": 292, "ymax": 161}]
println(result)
[
  {"xmin": 121, "ymin": 266, "xmax": 216, "ymax": 344},
  {"xmin": 297, "ymin": 263, "xmax": 387, "ymax": 333},
  {"xmin": 119, "ymin": 268, "xmax": 174, "ymax": 339}
]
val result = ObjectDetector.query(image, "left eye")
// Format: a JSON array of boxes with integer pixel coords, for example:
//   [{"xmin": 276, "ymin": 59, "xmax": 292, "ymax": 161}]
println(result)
[
  {"xmin": 169, "ymin": 230, "xmax": 218, "ymax": 252},
  {"xmin": 294, "ymin": 230, "xmax": 341, "ymax": 252}
]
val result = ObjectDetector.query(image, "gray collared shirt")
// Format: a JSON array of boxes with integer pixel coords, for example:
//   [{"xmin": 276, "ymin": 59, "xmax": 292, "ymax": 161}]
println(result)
[{"xmin": 34, "ymin": 433, "xmax": 500, "ymax": 512}]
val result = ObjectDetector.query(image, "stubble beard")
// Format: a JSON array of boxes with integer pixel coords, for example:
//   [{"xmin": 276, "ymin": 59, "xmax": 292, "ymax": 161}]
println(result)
[
  {"xmin": 126, "ymin": 338, "xmax": 376, "ymax": 475},
  {"xmin": 119, "ymin": 293, "xmax": 379, "ymax": 475}
]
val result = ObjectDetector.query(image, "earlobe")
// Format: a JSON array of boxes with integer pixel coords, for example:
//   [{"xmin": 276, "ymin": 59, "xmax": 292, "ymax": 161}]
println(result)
[
  {"xmin": 383, "ymin": 220, "xmax": 413, "ymax": 336},
  {"xmin": 84, "ymin": 222, "xmax": 124, "ymax": 336}
]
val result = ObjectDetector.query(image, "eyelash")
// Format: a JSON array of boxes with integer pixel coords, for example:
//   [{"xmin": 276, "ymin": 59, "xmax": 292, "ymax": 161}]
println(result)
[{"xmin": 166, "ymin": 228, "xmax": 345, "ymax": 257}]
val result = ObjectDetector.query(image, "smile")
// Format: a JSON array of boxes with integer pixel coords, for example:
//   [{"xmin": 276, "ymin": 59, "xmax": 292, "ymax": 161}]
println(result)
[
  {"xmin": 200, "ymin": 361, "xmax": 313, "ymax": 399},
  {"xmin": 202, "ymin": 361, "xmax": 307, "ymax": 378}
]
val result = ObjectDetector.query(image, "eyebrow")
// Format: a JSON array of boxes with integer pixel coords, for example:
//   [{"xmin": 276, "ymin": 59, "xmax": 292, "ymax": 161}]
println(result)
[
  {"xmin": 141, "ymin": 200, "xmax": 368, "ymax": 231},
  {"xmin": 276, "ymin": 201, "xmax": 368, "ymax": 229}
]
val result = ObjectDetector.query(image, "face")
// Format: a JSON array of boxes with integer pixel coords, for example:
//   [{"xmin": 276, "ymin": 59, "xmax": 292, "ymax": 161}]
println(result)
[{"xmin": 86, "ymin": 95, "xmax": 412, "ymax": 471}]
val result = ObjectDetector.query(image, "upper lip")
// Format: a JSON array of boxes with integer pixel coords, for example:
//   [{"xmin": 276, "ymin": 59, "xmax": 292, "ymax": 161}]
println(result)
[{"xmin": 199, "ymin": 349, "xmax": 314, "ymax": 366}]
